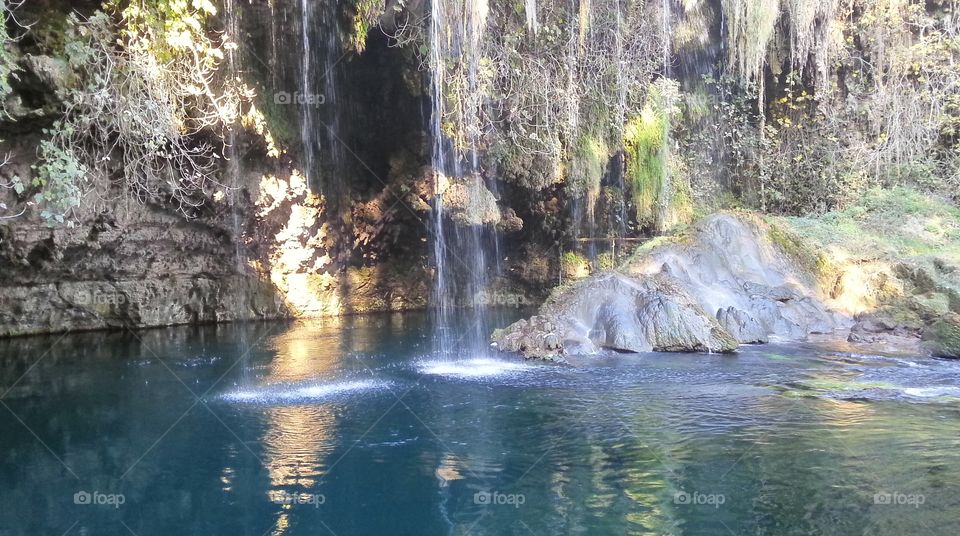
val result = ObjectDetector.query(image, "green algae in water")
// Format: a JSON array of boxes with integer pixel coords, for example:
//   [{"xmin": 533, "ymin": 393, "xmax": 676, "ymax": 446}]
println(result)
[
  {"xmin": 801, "ymin": 379, "xmax": 899, "ymax": 391},
  {"xmin": 774, "ymin": 378, "xmax": 901, "ymax": 399}
]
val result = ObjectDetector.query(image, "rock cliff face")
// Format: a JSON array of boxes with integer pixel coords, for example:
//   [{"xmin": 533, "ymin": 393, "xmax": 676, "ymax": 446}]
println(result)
[
  {"xmin": 0, "ymin": 0, "xmax": 440, "ymax": 337},
  {"xmin": 923, "ymin": 313, "xmax": 960, "ymax": 358},
  {"xmin": 0, "ymin": 211, "xmax": 284, "ymax": 337},
  {"xmin": 492, "ymin": 214, "xmax": 849, "ymax": 358},
  {"xmin": 0, "ymin": 135, "xmax": 437, "ymax": 336}
]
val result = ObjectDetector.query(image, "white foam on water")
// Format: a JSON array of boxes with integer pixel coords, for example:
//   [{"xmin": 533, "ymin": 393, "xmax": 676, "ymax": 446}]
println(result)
[
  {"xmin": 418, "ymin": 357, "xmax": 538, "ymax": 378},
  {"xmin": 901, "ymin": 386, "xmax": 960, "ymax": 398},
  {"xmin": 221, "ymin": 379, "xmax": 389, "ymax": 404}
]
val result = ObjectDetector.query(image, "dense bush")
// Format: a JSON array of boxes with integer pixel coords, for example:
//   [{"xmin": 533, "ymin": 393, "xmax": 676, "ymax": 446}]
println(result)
[{"xmin": 14, "ymin": 1, "xmax": 248, "ymax": 223}]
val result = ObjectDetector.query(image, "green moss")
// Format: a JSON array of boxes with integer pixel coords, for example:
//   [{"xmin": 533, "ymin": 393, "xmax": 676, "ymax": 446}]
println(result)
[
  {"xmin": 627, "ymin": 235, "xmax": 680, "ymax": 258},
  {"xmin": 596, "ymin": 252, "xmax": 615, "ymax": 270},
  {"xmin": 923, "ymin": 313, "xmax": 960, "ymax": 358},
  {"xmin": 765, "ymin": 218, "xmax": 836, "ymax": 282},
  {"xmin": 350, "ymin": 0, "xmax": 384, "ymax": 52},
  {"xmin": 254, "ymin": 87, "xmax": 298, "ymax": 149},
  {"xmin": 800, "ymin": 379, "xmax": 899, "ymax": 392},
  {"xmin": 624, "ymin": 107, "xmax": 666, "ymax": 228},
  {"xmin": 624, "ymin": 79, "xmax": 686, "ymax": 231},
  {"xmin": 568, "ymin": 133, "xmax": 607, "ymax": 198},
  {"xmin": 670, "ymin": 173, "xmax": 695, "ymax": 227},
  {"xmin": 25, "ymin": 7, "xmax": 71, "ymax": 54},
  {"xmin": 780, "ymin": 187, "xmax": 960, "ymax": 262},
  {"xmin": 560, "ymin": 251, "xmax": 589, "ymax": 274}
]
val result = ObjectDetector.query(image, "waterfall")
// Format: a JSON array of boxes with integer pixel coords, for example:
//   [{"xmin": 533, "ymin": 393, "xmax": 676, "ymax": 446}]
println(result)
[
  {"xmin": 429, "ymin": 0, "xmax": 498, "ymax": 358},
  {"xmin": 317, "ymin": 5, "xmax": 347, "ymax": 214},
  {"xmin": 223, "ymin": 0, "xmax": 251, "ymax": 385},
  {"xmin": 525, "ymin": 0, "xmax": 538, "ymax": 34},
  {"xmin": 224, "ymin": 0, "xmax": 244, "ymax": 273},
  {"xmin": 299, "ymin": 0, "xmax": 318, "ymax": 189},
  {"xmin": 429, "ymin": 0, "xmax": 450, "ymax": 354},
  {"xmin": 657, "ymin": 0, "xmax": 673, "ymax": 234}
]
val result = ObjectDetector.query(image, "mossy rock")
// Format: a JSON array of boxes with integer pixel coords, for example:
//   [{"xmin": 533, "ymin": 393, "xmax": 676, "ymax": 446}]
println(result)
[
  {"xmin": 923, "ymin": 313, "xmax": 960, "ymax": 358},
  {"xmin": 765, "ymin": 217, "xmax": 839, "ymax": 284}
]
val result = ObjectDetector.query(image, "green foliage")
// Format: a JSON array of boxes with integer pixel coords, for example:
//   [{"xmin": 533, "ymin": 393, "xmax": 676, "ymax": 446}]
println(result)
[
  {"xmin": 699, "ymin": 0, "xmax": 960, "ymax": 212},
  {"xmin": 31, "ymin": 2, "xmax": 241, "ymax": 223},
  {"xmin": 420, "ymin": 0, "xmax": 660, "ymax": 192},
  {"xmin": 720, "ymin": 0, "xmax": 782, "ymax": 85},
  {"xmin": 596, "ymin": 252, "xmax": 615, "ymax": 270},
  {"xmin": 32, "ymin": 137, "xmax": 85, "ymax": 224},
  {"xmin": 560, "ymin": 250, "xmax": 589, "ymax": 278},
  {"xmin": 351, "ymin": 0, "xmax": 385, "ymax": 52},
  {"xmin": 624, "ymin": 110, "xmax": 665, "ymax": 227},
  {"xmin": 104, "ymin": 0, "xmax": 220, "ymax": 64},
  {"xmin": 719, "ymin": 0, "xmax": 838, "ymax": 91}
]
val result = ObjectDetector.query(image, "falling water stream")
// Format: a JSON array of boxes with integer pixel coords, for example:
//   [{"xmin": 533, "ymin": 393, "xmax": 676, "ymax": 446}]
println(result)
[
  {"xmin": 429, "ymin": 0, "xmax": 499, "ymax": 358},
  {"xmin": 658, "ymin": 0, "xmax": 673, "ymax": 233},
  {"xmin": 299, "ymin": 0, "xmax": 318, "ymax": 188},
  {"xmin": 222, "ymin": 0, "xmax": 253, "ymax": 385}
]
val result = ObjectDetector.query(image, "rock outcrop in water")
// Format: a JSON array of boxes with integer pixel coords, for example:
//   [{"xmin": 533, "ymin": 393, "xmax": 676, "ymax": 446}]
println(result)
[
  {"xmin": 923, "ymin": 313, "xmax": 960, "ymax": 358},
  {"xmin": 493, "ymin": 273, "xmax": 739, "ymax": 356},
  {"xmin": 492, "ymin": 214, "xmax": 848, "ymax": 358}
]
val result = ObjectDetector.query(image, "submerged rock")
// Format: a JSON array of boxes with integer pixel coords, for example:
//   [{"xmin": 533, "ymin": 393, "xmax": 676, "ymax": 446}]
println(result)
[{"xmin": 492, "ymin": 213, "xmax": 847, "ymax": 358}]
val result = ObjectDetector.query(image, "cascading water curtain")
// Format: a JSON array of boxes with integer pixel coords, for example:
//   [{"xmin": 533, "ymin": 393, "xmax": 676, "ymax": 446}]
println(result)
[
  {"xmin": 429, "ymin": 0, "xmax": 496, "ymax": 358},
  {"xmin": 299, "ymin": 0, "xmax": 318, "ymax": 187}
]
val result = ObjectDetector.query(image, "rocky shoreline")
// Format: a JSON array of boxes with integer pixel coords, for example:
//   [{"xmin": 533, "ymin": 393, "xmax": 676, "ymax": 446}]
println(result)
[{"xmin": 492, "ymin": 212, "xmax": 960, "ymax": 360}]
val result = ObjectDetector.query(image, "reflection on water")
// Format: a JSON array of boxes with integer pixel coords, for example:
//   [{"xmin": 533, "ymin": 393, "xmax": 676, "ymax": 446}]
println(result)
[
  {"xmin": 435, "ymin": 453, "xmax": 466, "ymax": 486},
  {"xmin": 256, "ymin": 319, "xmax": 343, "ymax": 536},
  {"xmin": 264, "ymin": 318, "xmax": 346, "ymax": 383},
  {"xmin": 262, "ymin": 405, "xmax": 337, "ymax": 536},
  {"xmin": 0, "ymin": 313, "xmax": 959, "ymax": 535}
]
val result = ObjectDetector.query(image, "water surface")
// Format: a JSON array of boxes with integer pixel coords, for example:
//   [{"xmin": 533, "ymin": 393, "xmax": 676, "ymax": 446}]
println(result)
[{"xmin": 1, "ymin": 313, "xmax": 958, "ymax": 535}]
